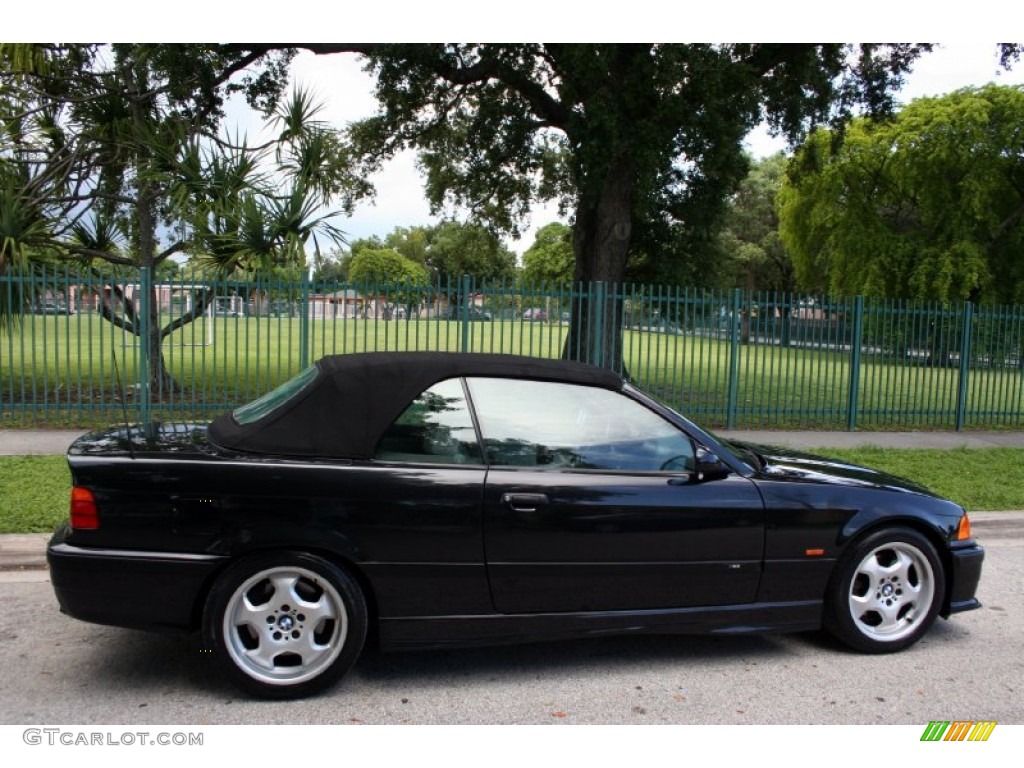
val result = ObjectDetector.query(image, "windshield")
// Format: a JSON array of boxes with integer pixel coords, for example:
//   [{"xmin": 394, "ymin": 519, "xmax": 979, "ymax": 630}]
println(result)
[
  {"xmin": 232, "ymin": 365, "xmax": 319, "ymax": 425},
  {"xmin": 623, "ymin": 382, "xmax": 757, "ymax": 473}
]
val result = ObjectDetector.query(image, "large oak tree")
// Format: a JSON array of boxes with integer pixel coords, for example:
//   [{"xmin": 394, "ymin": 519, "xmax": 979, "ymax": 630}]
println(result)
[{"xmin": 231, "ymin": 43, "xmax": 952, "ymax": 368}]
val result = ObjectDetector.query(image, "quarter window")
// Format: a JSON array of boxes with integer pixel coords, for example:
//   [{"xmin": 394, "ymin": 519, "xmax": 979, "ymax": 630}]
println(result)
[
  {"xmin": 374, "ymin": 378, "xmax": 482, "ymax": 464},
  {"xmin": 466, "ymin": 378, "xmax": 694, "ymax": 472},
  {"xmin": 232, "ymin": 365, "xmax": 319, "ymax": 425}
]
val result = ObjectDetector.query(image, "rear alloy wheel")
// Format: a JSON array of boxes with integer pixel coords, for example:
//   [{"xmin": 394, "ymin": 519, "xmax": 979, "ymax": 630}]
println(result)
[
  {"xmin": 825, "ymin": 528, "xmax": 944, "ymax": 653},
  {"xmin": 204, "ymin": 552, "xmax": 367, "ymax": 698}
]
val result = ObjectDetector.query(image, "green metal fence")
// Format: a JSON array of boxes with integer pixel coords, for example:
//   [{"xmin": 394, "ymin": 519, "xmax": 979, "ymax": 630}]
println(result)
[{"xmin": 2, "ymin": 265, "xmax": 1023, "ymax": 430}]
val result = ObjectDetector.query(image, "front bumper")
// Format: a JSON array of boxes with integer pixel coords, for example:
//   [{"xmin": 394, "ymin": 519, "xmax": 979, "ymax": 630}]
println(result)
[
  {"xmin": 48, "ymin": 528, "xmax": 227, "ymax": 633},
  {"xmin": 944, "ymin": 541, "xmax": 984, "ymax": 616}
]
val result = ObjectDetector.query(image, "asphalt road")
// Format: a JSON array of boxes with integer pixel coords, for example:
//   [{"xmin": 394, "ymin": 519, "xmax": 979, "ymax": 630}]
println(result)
[{"xmin": 1, "ymin": 539, "xmax": 1020, "ymax": 726}]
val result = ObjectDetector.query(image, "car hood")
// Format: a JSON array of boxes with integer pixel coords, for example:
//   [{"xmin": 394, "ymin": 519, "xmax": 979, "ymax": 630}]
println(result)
[{"xmin": 730, "ymin": 440, "xmax": 939, "ymax": 498}]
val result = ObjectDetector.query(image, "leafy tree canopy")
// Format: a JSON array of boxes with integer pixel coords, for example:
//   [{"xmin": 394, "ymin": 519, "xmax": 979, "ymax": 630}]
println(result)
[
  {"xmin": 346, "ymin": 220, "xmax": 515, "ymax": 282},
  {"xmin": 347, "ymin": 247, "xmax": 427, "ymax": 286},
  {"xmin": 716, "ymin": 152, "xmax": 795, "ymax": 293},
  {"xmin": 779, "ymin": 84, "xmax": 1024, "ymax": 303},
  {"xmin": 423, "ymin": 220, "xmax": 516, "ymax": 282},
  {"xmin": 521, "ymin": 222, "xmax": 574, "ymax": 285}
]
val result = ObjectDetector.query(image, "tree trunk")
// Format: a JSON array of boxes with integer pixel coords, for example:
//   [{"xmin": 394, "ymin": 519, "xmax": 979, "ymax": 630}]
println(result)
[
  {"xmin": 125, "ymin": 56, "xmax": 180, "ymax": 398},
  {"xmin": 563, "ymin": 154, "xmax": 636, "ymax": 372},
  {"xmin": 135, "ymin": 189, "xmax": 180, "ymax": 395}
]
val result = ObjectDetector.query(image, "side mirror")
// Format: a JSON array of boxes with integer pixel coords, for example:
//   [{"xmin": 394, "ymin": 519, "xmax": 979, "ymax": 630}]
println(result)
[{"xmin": 694, "ymin": 446, "xmax": 730, "ymax": 482}]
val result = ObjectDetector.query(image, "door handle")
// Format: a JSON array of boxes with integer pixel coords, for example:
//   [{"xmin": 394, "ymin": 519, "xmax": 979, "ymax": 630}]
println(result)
[{"xmin": 501, "ymin": 493, "xmax": 549, "ymax": 512}]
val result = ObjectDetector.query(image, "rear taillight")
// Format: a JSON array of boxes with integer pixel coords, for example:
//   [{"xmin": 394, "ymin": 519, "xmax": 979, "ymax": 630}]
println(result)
[{"xmin": 70, "ymin": 486, "xmax": 99, "ymax": 530}]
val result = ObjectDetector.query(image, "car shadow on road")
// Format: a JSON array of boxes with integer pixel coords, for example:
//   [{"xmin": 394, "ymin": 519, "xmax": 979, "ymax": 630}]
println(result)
[
  {"xmin": 71, "ymin": 620, "xmax": 970, "ymax": 701},
  {"xmin": 72, "ymin": 627, "xmax": 807, "ymax": 698},
  {"xmin": 352, "ymin": 631, "xmax": 804, "ymax": 685}
]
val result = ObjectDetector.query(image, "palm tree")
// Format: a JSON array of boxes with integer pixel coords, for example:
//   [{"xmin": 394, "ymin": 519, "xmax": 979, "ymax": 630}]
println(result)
[{"xmin": 1, "ymin": 46, "xmax": 351, "ymax": 397}]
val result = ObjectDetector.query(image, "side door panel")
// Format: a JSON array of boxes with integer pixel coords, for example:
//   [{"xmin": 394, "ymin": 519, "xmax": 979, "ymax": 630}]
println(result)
[{"xmin": 483, "ymin": 469, "xmax": 764, "ymax": 613}]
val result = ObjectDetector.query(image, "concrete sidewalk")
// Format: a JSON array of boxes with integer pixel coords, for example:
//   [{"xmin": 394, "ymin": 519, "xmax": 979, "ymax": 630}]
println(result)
[
  {"xmin": 0, "ymin": 430, "xmax": 91, "ymax": 456},
  {"xmin": 720, "ymin": 430, "xmax": 1024, "ymax": 450},
  {"xmin": 4, "ymin": 427, "xmax": 1024, "ymax": 455}
]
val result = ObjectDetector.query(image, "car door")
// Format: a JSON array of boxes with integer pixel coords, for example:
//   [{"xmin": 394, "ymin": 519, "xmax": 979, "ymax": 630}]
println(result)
[
  {"xmin": 362, "ymin": 377, "xmax": 490, "ymax": 617},
  {"xmin": 467, "ymin": 377, "xmax": 765, "ymax": 614}
]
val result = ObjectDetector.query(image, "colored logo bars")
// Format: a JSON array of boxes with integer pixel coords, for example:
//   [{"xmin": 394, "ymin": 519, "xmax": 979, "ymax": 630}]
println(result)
[{"xmin": 921, "ymin": 721, "xmax": 997, "ymax": 742}]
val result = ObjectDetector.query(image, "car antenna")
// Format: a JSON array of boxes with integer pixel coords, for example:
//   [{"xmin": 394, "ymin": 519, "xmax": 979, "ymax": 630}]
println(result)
[{"xmin": 111, "ymin": 347, "xmax": 136, "ymax": 460}]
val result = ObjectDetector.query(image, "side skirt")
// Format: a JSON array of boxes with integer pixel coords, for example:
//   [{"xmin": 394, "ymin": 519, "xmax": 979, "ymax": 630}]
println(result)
[{"xmin": 378, "ymin": 599, "xmax": 823, "ymax": 652}]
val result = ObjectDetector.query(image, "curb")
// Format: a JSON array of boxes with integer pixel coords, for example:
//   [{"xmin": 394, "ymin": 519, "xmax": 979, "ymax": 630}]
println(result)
[{"xmin": 0, "ymin": 534, "xmax": 51, "ymax": 571}]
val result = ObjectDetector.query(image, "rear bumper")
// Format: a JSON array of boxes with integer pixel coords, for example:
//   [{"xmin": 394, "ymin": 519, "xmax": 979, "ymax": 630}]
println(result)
[
  {"xmin": 944, "ymin": 542, "xmax": 984, "ymax": 617},
  {"xmin": 48, "ymin": 532, "xmax": 227, "ymax": 633}
]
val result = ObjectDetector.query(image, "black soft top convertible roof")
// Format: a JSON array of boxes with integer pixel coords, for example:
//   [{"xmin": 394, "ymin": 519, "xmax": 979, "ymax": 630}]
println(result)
[{"xmin": 207, "ymin": 352, "xmax": 623, "ymax": 458}]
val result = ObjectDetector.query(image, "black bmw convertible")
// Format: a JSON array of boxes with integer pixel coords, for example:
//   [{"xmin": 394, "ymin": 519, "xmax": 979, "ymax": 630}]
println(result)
[{"xmin": 48, "ymin": 352, "xmax": 984, "ymax": 698}]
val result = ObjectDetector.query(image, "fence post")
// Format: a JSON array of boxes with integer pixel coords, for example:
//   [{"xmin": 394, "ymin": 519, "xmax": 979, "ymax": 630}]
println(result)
[
  {"xmin": 726, "ymin": 288, "xmax": 741, "ymax": 429},
  {"xmin": 846, "ymin": 295, "xmax": 864, "ymax": 431},
  {"xmin": 955, "ymin": 301, "xmax": 974, "ymax": 431},
  {"xmin": 591, "ymin": 281, "xmax": 607, "ymax": 368},
  {"xmin": 299, "ymin": 269, "xmax": 311, "ymax": 369},
  {"xmin": 138, "ymin": 265, "xmax": 153, "ymax": 431},
  {"xmin": 460, "ymin": 274, "xmax": 472, "ymax": 353}
]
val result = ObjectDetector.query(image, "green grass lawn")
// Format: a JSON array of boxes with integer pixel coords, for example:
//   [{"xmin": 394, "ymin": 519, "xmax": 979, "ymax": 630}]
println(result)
[
  {"xmin": 5, "ymin": 314, "xmax": 1024, "ymax": 431},
  {"xmin": 820, "ymin": 447, "xmax": 1024, "ymax": 512},
  {"xmin": 0, "ymin": 455, "xmax": 70, "ymax": 533},
  {"xmin": 1, "ymin": 448, "xmax": 1020, "ymax": 534}
]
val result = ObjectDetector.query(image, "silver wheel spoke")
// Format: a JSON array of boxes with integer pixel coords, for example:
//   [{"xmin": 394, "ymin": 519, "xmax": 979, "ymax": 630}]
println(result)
[
  {"xmin": 891, "ymin": 549, "xmax": 916, "ymax": 583},
  {"xmin": 295, "ymin": 624, "xmax": 333, "ymax": 659},
  {"xmin": 234, "ymin": 594, "xmax": 275, "ymax": 628},
  {"xmin": 300, "ymin": 592, "xmax": 337, "ymax": 625},
  {"xmin": 859, "ymin": 554, "xmax": 895, "ymax": 584},
  {"xmin": 903, "ymin": 578, "xmax": 923, "ymax": 598},
  {"xmin": 269, "ymin": 574, "xmax": 302, "ymax": 606},
  {"xmin": 850, "ymin": 591, "xmax": 874, "ymax": 612},
  {"xmin": 873, "ymin": 600, "xmax": 903, "ymax": 632},
  {"xmin": 245, "ymin": 637, "xmax": 284, "ymax": 671}
]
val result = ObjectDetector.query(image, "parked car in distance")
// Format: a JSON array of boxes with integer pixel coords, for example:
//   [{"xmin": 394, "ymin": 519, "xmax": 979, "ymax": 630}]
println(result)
[
  {"xmin": 33, "ymin": 300, "xmax": 75, "ymax": 315},
  {"xmin": 48, "ymin": 352, "xmax": 984, "ymax": 699},
  {"xmin": 445, "ymin": 305, "xmax": 491, "ymax": 321},
  {"xmin": 522, "ymin": 307, "xmax": 548, "ymax": 321}
]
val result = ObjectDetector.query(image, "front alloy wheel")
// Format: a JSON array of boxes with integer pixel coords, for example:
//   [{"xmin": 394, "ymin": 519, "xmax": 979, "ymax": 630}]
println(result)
[
  {"xmin": 825, "ymin": 528, "xmax": 945, "ymax": 653},
  {"xmin": 204, "ymin": 552, "xmax": 367, "ymax": 698}
]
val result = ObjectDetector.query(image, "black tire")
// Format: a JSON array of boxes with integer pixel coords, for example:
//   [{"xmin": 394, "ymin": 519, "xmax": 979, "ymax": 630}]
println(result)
[
  {"xmin": 824, "ymin": 527, "xmax": 944, "ymax": 653},
  {"xmin": 203, "ymin": 551, "xmax": 367, "ymax": 699}
]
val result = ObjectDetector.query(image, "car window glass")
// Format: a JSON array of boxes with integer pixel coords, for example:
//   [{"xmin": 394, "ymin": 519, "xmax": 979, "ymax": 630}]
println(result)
[
  {"xmin": 466, "ymin": 378, "xmax": 694, "ymax": 472},
  {"xmin": 375, "ymin": 378, "xmax": 482, "ymax": 465},
  {"xmin": 232, "ymin": 365, "xmax": 319, "ymax": 425}
]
